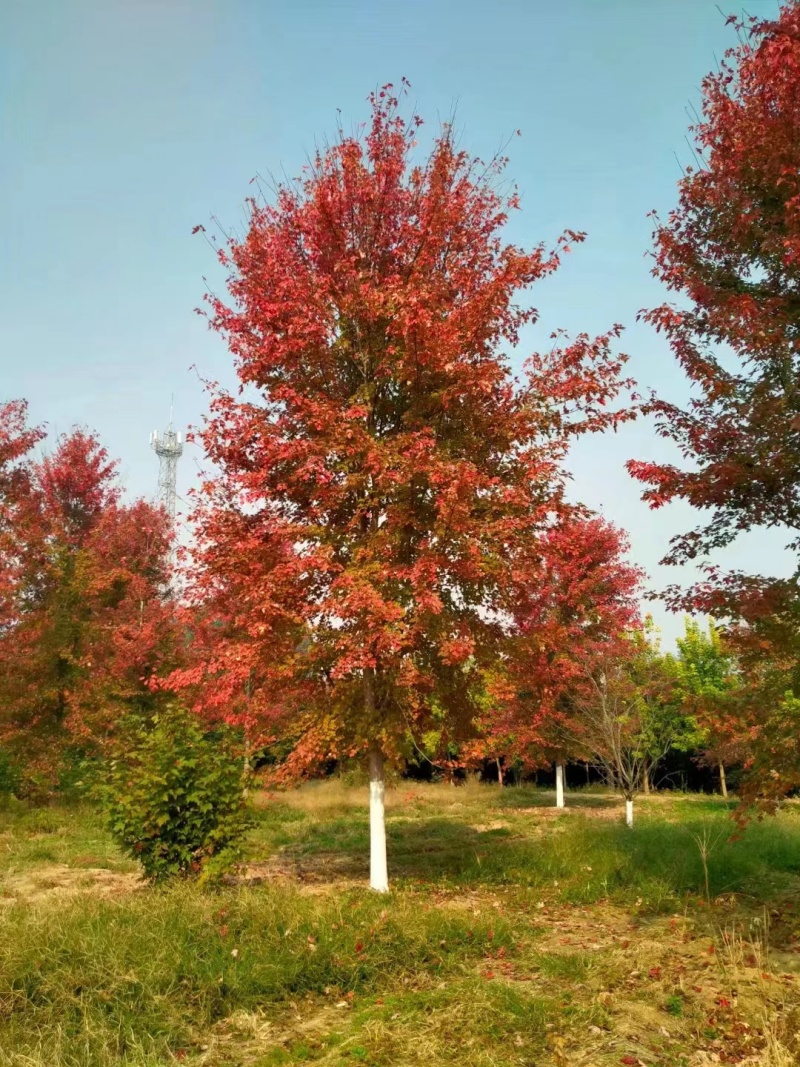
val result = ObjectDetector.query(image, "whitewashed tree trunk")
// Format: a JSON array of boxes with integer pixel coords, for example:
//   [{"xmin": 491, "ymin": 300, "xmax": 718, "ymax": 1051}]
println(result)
[
  {"xmin": 496, "ymin": 757, "xmax": 504, "ymax": 786},
  {"xmin": 368, "ymin": 745, "xmax": 389, "ymax": 893},
  {"xmin": 555, "ymin": 760, "xmax": 565, "ymax": 809},
  {"xmin": 625, "ymin": 798, "xmax": 634, "ymax": 828},
  {"xmin": 719, "ymin": 761, "xmax": 728, "ymax": 799}
]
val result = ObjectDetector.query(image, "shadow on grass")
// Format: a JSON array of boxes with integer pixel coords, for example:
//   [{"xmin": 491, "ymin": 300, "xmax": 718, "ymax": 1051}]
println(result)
[
  {"xmin": 261, "ymin": 818, "xmax": 511, "ymax": 882},
  {"xmin": 252, "ymin": 804, "xmax": 800, "ymax": 906},
  {"xmin": 494, "ymin": 790, "xmax": 618, "ymax": 811}
]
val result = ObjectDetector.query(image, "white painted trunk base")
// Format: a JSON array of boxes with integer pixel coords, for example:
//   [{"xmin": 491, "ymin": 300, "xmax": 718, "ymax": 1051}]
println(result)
[
  {"xmin": 625, "ymin": 799, "xmax": 634, "ymax": 828},
  {"xmin": 369, "ymin": 747, "xmax": 389, "ymax": 893},
  {"xmin": 555, "ymin": 761, "xmax": 565, "ymax": 809}
]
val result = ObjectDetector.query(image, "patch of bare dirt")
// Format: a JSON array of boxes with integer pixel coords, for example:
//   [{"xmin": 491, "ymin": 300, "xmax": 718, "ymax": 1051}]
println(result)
[
  {"xmin": 223, "ymin": 850, "xmax": 367, "ymax": 894},
  {"xmin": 0, "ymin": 863, "xmax": 143, "ymax": 904}
]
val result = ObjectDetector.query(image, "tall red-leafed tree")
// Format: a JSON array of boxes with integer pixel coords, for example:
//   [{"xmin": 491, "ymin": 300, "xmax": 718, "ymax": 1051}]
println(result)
[
  {"xmin": 627, "ymin": 5, "xmax": 800, "ymax": 806},
  {"xmin": 0, "ymin": 427, "xmax": 177, "ymax": 793},
  {"xmin": 179, "ymin": 85, "xmax": 634, "ymax": 890}
]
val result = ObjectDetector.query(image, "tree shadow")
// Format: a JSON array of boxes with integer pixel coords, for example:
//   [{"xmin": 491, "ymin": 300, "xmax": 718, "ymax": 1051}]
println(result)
[
  {"xmin": 493, "ymin": 790, "xmax": 618, "ymax": 811},
  {"xmin": 247, "ymin": 800, "xmax": 800, "ymax": 905},
  {"xmin": 254, "ymin": 817, "xmax": 519, "ymax": 884}
]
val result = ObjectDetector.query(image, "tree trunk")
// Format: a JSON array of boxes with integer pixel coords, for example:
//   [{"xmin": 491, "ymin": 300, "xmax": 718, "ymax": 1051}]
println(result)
[
  {"xmin": 368, "ymin": 744, "xmax": 389, "ymax": 893},
  {"xmin": 242, "ymin": 735, "xmax": 252, "ymax": 797},
  {"xmin": 364, "ymin": 669, "xmax": 388, "ymax": 893},
  {"xmin": 496, "ymin": 757, "xmax": 504, "ymax": 787},
  {"xmin": 555, "ymin": 760, "xmax": 566, "ymax": 809},
  {"xmin": 719, "ymin": 761, "xmax": 728, "ymax": 799},
  {"xmin": 625, "ymin": 798, "xmax": 634, "ymax": 828},
  {"xmin": 642, "ymin": 769, "xmax": 650, "ymax": 796}
]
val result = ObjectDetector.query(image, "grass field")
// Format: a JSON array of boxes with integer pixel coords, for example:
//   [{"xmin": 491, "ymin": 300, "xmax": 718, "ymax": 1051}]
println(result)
[{"xmin": 1, "ymin": 781, "xmax": 799, "ymax": 1066}]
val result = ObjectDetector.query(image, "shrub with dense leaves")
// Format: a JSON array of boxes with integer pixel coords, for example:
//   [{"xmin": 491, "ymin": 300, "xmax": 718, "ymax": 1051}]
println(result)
[{"xmin": 103, "ymin": 706, "xmax": 252, "ymax": 882}]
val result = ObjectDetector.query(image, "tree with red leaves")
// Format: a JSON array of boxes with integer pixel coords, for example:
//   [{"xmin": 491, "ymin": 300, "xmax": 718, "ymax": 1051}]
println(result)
[
  {"xmin": 476, "ymin": 511, "xmax": 643, "ymax": 803},
  {"xmin": 179, "ymin": 85, "xmax": 635, "ymax": 890},
  {"xmin": 627, "ymin": 5, "xmax": 800, "ymax": 807},
  {"xmin": 0, "ymin": 401, "xmax": 45, "ymax": 637},
  {"xmin": 0, "ymin": 424, "xmax": 176, "ymax": 795}
]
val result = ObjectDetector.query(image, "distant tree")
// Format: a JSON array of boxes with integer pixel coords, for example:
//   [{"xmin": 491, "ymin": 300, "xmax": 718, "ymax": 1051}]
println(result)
[
  {"xmin": 574, "ymin": 627, "xmax": 679, "ymax": 827},
  {"xmin": 0, "ymin": 427, "xmax": 176, "ymax": 794},
  {"xmin": 674, "ymin": 617, "xmax": 737, "ymax": 796},
  {"xmin": 472, "ymin": 512, "xmax": 642, "ymax": 806},
  {"xmin": 705, "ymin": 600, "xmax": 800, "ymax": 811},
  {"xmin": 627, "ymin": 4, "xmax": 800, "ymax": 807},
  {"xmin": 174, "ymin": 85, "xmax": 635, "ymax": 890}
]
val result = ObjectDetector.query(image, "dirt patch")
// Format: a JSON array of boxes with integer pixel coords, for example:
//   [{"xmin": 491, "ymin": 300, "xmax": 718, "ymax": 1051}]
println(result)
[
  {"xmin": 226, "ymin": 851, "xmax": 367, "ymax": 893},
  {"xmin": 0, "ymin": 863, "xmax": 143, "ymax": 904}
]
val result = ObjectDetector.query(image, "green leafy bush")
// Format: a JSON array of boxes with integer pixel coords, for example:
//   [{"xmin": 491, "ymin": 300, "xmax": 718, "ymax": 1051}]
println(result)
[{"xmin": 102, "ymin": 706, "xmax": 252, "ymax": 882}]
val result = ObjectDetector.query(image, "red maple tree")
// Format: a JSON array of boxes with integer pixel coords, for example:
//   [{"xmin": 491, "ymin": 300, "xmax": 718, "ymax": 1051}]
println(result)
[
  {"xmin": 178, "ymin": 85, "xmax": 635, "ymax": 888},
  {"xmin": 475, "ymin": 511, "xmax": 643, "ymax": 781},
  {"xmin": 627, "ymin": 4, "xmax": 800, "ymax": 806},
  {"xmin": 0, "ymin": 423, "xmax": 177, "ymax": 794}
]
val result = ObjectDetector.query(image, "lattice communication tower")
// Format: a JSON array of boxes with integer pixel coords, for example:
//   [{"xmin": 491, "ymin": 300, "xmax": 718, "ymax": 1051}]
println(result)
[{"xmin": 150, "ymin": 420, "xmax": 183, "ymax": 521}]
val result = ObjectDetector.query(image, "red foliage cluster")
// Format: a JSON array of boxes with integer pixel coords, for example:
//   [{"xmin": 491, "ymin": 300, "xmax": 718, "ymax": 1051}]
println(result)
[
  {"xmin": 627, "ymin": 4, "xmax": 800, "ymax": 805},
  {"xmin": 0, "ymin": 406, "xmax": 177, "ymax": 792},
  {"xmin": 474, "ymin": 513, "xmax": 643, "ymax": 768},
  {"xmin": 170, "ymin": 85, "xmax": 637, "ymax": 775}
]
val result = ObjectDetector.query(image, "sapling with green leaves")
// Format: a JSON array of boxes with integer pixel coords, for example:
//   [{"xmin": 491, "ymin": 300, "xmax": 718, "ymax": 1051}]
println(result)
[{"xmin": 675, "ymin": 617, "xmax": 738, "ymax": 797}]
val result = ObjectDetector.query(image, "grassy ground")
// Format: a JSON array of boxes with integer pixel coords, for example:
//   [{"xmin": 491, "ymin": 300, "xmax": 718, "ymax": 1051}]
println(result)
[{"xmin": 1, "ymin": 782, "xmax": 799, "ymax": 1066}]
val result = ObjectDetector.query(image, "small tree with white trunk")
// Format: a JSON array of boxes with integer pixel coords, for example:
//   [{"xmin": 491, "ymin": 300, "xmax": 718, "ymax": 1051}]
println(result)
[
  {"xmin": 578, "ymin": 672, "xmax": 649, "ymax": 827},
  {"xmin": 576, "ymin": 633, "xmax": 677, "ymax": 827}
]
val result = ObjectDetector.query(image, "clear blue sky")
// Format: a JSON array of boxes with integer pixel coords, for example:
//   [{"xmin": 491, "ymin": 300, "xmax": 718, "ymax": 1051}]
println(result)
[{"xmin": 0, "ymin": 0, "xmax": 789, "ymax": 644}]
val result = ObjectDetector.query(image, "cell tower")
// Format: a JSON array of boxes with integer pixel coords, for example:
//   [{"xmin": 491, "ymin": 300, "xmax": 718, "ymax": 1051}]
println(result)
[{"xmin": 150, "ymin": 411, "xmax": 183, "ymax": 521}]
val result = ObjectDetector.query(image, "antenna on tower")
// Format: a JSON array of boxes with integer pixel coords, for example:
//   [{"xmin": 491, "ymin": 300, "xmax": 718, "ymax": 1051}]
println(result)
[{"xmin": 150, "ymin": 398, "xmax": 183, "ymax": 522}]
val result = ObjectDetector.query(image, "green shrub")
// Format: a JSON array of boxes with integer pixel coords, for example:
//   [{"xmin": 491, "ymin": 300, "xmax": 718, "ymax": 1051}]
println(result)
[
  {"xmin": 102, "ymin": 706, "xmax": 252, "ymax": 883},
  {"xmin": 56, "ymin": 746, "xmax": 103, "ymax": 802}
]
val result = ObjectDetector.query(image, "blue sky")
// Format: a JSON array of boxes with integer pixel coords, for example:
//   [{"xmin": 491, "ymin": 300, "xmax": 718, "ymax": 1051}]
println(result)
[{"xmin": 0, "ymin": 0, "xmax": 789, "ymax": 644}]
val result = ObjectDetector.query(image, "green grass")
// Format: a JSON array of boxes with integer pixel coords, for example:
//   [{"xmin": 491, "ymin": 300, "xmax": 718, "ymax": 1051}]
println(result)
[
  {"xmin": 250, "ymin": 781, "xmax": 800, "ymax": 908},
  {"xmin": 1, "ymin": 782, "xmax": 799, "ymax": 1066},
  {"xmin": 0, "ymin": 884, "xmax": 531, "ymax": 1065},
  {"xmin": 0, "ymin": 800, "xmax": 137, "ymax": 876}
]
